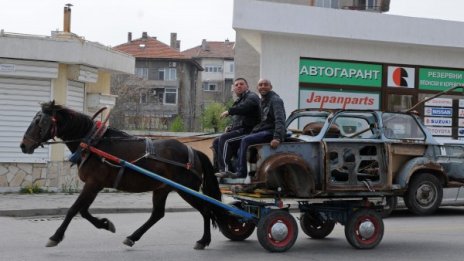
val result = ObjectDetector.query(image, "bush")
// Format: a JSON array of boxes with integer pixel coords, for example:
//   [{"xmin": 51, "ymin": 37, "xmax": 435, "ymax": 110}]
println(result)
[
  {"xmin": 202, "ymin": 102, "xmax": 230, "ymax": 133},
  {"xmin": 169, "ymin": 115, "xmax": 185, "ymax": 132},
  {"xmin": 20, "ymin": 183, "xmax": 45, "ymax": 194}
]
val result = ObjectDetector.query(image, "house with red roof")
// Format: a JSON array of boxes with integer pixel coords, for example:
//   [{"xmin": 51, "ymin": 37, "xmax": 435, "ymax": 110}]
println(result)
[{"xmin": 113, "ymin": 32, "xmax": 203, "ymax": 131}]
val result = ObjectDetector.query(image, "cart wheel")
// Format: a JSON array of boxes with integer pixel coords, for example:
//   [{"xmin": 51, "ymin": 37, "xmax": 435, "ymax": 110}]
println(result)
[
  {"xmin": 219, "ymin": 202, "xmax": 255, "ymax": 241},
  {"xmin": 344, "ymin": 209, "xmax": 384, "ymax": 249},
  {"xmin": 257, "ymin": 210, "xmax": 298, "ymax": 252},
  {"xmin": 300, "ymin": 212, "xmax": 335, "ymax": 239}
]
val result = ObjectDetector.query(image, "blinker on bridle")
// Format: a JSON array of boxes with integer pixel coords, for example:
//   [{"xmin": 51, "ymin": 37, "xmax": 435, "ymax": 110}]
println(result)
[{"xmin": 23, "ymin": 110, "xmax": 58, "ymax": 148}]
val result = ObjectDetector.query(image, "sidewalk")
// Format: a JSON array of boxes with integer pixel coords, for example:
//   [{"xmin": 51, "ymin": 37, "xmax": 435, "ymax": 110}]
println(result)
[{"xmin": 0, "ymin": 192, "xmax": 195, "ymax": 217}]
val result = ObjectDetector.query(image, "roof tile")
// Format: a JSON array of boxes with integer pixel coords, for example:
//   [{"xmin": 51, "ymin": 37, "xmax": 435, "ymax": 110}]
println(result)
[{"xmin": 114, "ymin": 36, "xmax": 191, "ymax": 60}]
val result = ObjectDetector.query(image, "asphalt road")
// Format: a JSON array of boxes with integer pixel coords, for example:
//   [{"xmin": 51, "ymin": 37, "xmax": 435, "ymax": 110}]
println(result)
[{"xmin": 1, "ymin": 207, "xmax": 464, "ymax": 261}]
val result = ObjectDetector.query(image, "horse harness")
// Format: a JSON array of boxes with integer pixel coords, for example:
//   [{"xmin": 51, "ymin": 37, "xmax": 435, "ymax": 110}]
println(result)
[{"xmin": 80, "ymin": 135, "xmax": 199, "ymax": 189}]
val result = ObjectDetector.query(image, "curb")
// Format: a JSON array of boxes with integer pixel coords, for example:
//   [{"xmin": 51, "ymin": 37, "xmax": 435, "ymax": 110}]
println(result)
[{"xmin": 0, "ymin": 207, "xmax": 195, "ymax": 218}]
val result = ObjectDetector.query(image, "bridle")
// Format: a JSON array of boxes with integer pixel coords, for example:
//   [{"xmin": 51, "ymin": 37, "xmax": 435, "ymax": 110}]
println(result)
[{"xmin": 23, "ymin": 110, "xmax": 59, "ymax": 148}]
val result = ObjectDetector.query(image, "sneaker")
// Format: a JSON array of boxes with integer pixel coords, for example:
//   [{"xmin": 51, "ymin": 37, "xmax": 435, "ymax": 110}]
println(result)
[{"xmin": 215, "ymin": 171, "xmax": 231, "ymax": 178}]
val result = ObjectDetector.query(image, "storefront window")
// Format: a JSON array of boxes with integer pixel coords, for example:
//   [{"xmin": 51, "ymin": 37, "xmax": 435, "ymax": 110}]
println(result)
[{"xmin": 386, "ymin": 94, "xmax": 413, "ymax": 112}]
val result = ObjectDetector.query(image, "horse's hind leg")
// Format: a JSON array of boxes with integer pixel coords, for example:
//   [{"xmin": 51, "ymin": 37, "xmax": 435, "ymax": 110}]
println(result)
[
  {"xmin": 123, "ymin": 188, "xmax": 170, "ymax": 247},
  {"xmin": 178, "ymin": 191, "xmax": 213, "ymax": 250},
  {"xmin": 47, "ymin": 183, "xmax": 102, "ymax": 247}
]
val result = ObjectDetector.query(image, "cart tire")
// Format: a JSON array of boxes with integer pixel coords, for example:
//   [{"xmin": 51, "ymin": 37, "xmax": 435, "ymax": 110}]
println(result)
[
  {"xmin": 344, "ymin": 209, "xmax": 384, "ymax": 249},
  {"xmin": 404, "ymin": 173, "xmax": 442, "ymax": 216},
  {"xmin": 257, "ymin": 210, "xmax": 298, "ymax": 252},
  {"xmin": 300, "ymin": 212, "xmax": 335, "ymax": 239},
  {"xmin": 219, "ymin": 202, "xmax": 255, "ymax": 241}
]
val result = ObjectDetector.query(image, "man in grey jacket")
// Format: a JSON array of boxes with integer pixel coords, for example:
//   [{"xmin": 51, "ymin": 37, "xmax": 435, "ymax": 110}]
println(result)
[
  {"xmin": 212, "ymin": 78, "xmax": 260, "ymax": 176},
  {"xmin": 218, "ymin": 78, "xmax": 286, "ymax": 179}
]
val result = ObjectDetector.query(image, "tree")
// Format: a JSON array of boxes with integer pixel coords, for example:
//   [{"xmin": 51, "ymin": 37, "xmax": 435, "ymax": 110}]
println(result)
[{"xmin": 202, "ymin": 102, "xmax": 230, "ymax": 133}]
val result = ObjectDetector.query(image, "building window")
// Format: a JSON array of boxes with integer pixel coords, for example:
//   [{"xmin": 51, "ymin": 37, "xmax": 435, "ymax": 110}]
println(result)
[
  {"xmin": 164, "ymin": 88, "xmax": 177, "ymax": 104},
  {"xmin": 159, "ymin": 68, "xmax": 177, "ymax": 81},
  {"xmin": 229, "ymin": 63, "xmax": 234, "ymax": 73},
  {"xmin": 202, "ymin": 82, "xmax": 218, "ymax": 91},
  {"xmin": 135, "ymin": 67, "xmax": 149, "ymax": 79},
  {"xmin": 204, "ymin": 65, "xmax": 223, "ymax": 73},
  {"xmin": 315, "ymin": 0, "xmax": 339, "ymax": 8},
  {"xmin": 359, "ymin": 0, "xmax": 378, "ymax": 10}
]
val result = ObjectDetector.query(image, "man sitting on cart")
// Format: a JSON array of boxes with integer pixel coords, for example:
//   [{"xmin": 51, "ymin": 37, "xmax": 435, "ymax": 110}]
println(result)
[
  {"xmin": 216, "ymin": 78, "xmax": 286, "ymax": 179},
  {"xmin": 212, "ymin": 77, "xmax": 260, "ymax": 177}
]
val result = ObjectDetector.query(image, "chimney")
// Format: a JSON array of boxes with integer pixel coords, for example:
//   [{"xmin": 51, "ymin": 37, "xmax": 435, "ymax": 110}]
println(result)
[
  {"xmin": 63, "ymin": 4, "xmax": 72, "ymax": 33},
  {"xmin": 201, "ymin": 39, "xmax": 209, "ymax": 51},
  {"xmin": 176, "ymin": 40, "xmax": 180, "ymax": 50},
  {"xmin": 142, "ymin": 32, "xmax": 148, "ymax": 39},
  {"xmin": 128, "ymin": 32, "xmax": 132, "ymax": 42},
  {"xmin": 225, "ymin": 39, "xmax": 230, "ymax": 44},
  {"xmin": 170, "ymin": 33, "xmax": 178, "ymax": 50}
]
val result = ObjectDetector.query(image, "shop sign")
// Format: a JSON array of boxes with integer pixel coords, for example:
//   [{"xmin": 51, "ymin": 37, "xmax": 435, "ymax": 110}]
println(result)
[
  {"xmin": 0, "ymin": 64, "xmax": 15, "ymax": 72},
  {"xmin": 419, "ymin": 68, "xmax": 464, "ymax": 91},
  {"xmin": 424, "ymin": 107, "xmax": 452, "ymax": 117},
  {"xmin": 299, "ymin": 58, "xmax": 382, "ymax": 87},
  {"xmin": 423, "ymin": 117, "xmax": 452, "ymax": 126},
  {"xmin": 424, "ymin": 97, "xmax": 453, "ymax": 107},
  {"xmin": 387, "ymin": 66, "xmax": 415, "ymax": 88},
  {"xmin": 426, "ymin": 126, "xmax": 452, "ymax": 136},
  {"xmin": 299, "ymin": 89, "xmax": 379, "ymax": 110}
]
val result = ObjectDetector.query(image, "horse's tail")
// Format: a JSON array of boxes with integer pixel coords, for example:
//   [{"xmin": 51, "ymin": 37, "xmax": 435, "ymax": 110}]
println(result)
[{"xmin": 196, "ymin": 150, "xmax": 227, "ymax": 228}]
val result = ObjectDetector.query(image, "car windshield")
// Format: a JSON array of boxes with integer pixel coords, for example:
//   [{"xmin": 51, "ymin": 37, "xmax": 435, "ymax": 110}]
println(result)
[
  {"xmin": 286, "ymin": 113, "xmax": 329, "ymax": 137},
  {"xmin": 331, "ymin": 112, "xmax": 377, "ymax": 139}
]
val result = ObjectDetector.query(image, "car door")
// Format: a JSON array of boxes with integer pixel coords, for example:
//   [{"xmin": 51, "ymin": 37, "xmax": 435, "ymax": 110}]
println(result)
[{"xmin": 323, "ymin": 111, "xmax": 389, "ymax": 193}]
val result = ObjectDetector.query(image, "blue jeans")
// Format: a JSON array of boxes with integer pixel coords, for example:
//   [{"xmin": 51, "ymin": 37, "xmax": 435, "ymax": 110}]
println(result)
[
  {"xmin": 236, "ymin": 130, "xmax": 274, "ymax": 177},
  {"xmin": 212, "ymin": 129, "xmax": 246, "ymax": 172}
]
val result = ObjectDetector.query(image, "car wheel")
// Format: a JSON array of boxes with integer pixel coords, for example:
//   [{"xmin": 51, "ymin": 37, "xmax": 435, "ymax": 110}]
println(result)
[{"xmin": 404, "ymin": 173, "xmax": 443, "ymax": 216}]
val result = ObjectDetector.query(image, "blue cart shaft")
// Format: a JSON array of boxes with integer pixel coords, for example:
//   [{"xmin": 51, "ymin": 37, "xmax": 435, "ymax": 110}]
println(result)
[{"xmin": 120, "ymin": 159, "xmax": 256, "ymax": 220}]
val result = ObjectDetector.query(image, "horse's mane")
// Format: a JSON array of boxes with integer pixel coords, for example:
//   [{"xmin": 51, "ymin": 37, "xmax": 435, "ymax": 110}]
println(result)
[{"xmin": 41, "ymin": 101, "xmax": 135, "ymax": 139}]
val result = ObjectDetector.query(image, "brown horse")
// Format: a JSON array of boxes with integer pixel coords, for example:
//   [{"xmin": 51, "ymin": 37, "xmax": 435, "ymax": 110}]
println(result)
[{"xmin": 20, "ymin": 101, "xmax": 228, "ymax": 250}]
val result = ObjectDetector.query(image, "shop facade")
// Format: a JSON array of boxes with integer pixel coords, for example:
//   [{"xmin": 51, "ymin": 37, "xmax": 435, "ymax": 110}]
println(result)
[
  {"xmin": 233, "ymin": 0, "xmax": 464, "ymax": 140},
  {"xmin": 299, "ymin": 57, "xmax": 464, "ymax": 139}
]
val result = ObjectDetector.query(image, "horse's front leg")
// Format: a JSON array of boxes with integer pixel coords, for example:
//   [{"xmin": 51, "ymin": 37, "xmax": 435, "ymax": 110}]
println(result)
[
  {"xmin": 79, "ymin": 191, "xmax": 115, "ymax": 233},
  {"xmin": 46, "ymin": 183, "xmax": 103, "ymax": 247},
  {"xmin": 123, "ymin": 188, "xmax": 170, "ymax": 247}
]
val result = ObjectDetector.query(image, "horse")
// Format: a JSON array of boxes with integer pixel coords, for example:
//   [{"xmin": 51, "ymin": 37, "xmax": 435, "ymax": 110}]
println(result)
[{"xmin": 19, "ymin": 101, "xmax": 229, "ymax": 250}]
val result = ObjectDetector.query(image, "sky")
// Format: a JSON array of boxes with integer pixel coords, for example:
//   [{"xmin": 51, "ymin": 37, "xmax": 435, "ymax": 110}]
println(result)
[{"xmin": 1, "ymin": 0, "xmax": 464, "ymax": 51}]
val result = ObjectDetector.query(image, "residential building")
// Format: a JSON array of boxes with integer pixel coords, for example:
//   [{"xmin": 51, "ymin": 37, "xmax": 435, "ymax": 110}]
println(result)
[
  {"xmin": 113, "ymin": 32, "xmax": 202, "ymax": 131},
  {"xmin": 0, "ymin": 5, "xmax": 134, "ymax": 191},
  {"xmin": 182, "ymin": 39, "xmax": 235, "ymax": 129}
]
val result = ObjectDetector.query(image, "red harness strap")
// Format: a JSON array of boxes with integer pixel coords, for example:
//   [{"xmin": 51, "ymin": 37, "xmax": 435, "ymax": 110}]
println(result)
[{"xmin": 80, "ymin": 142, "xmax": 121, "ymax": 164}]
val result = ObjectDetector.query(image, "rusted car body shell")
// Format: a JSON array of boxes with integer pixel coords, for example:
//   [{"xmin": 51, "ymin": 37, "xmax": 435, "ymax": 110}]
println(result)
[{"xmin": 246, "ymin": 109, "xmax": 461, "ymax": 198}]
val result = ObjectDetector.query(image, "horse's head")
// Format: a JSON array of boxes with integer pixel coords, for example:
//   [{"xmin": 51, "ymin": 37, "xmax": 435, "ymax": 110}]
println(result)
[{"xmin": 20, "ymin": 101, "xmax": 59, "ymax": 154}]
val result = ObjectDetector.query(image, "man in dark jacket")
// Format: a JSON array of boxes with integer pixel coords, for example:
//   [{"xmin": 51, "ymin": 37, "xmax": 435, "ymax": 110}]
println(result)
[
  {"xmin": 220, "ymin": 78, "xmax": 286, "ymax": 179},
  {"xmin": 212, "ymin": 78, "xmax": 260, "ymax": 176}
]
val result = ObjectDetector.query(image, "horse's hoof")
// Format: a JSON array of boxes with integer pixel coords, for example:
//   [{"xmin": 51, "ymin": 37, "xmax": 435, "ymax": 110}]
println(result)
[
  {"xmin": 102, "ymin": 218, "xmax": 116, "ymax": 233},
  {"xmin": 46, "ymin": 240, "xmax": 59, "ymax": 247},
  {"xmin": 193, "ymin": 242, "xmax": 206, "ymax": 250},
  {"xmin": 123, "ymin": 238, "xmax": 135, "ymax": 247}
]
